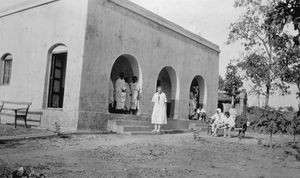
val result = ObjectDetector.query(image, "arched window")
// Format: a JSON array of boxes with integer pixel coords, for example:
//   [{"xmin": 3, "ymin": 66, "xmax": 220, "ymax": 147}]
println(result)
[{"xmin": 1, "ymin": 54, "xmax": 13, "ymax": 85}]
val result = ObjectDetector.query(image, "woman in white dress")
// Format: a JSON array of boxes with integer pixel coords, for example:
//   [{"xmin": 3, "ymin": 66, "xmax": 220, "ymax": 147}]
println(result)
[
  {"xmin": 151, "ymin": 86, "xmax": 167, "ymax": 133},
  {"xmin": 130, "ymin": 76, "xmax": 141, "ymax": 115}
]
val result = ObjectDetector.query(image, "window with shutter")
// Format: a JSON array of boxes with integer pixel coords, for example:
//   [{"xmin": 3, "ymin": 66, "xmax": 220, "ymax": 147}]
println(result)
[{"xmin": 2, "ymin": 54, "xmax": 12, "ymax": 85}]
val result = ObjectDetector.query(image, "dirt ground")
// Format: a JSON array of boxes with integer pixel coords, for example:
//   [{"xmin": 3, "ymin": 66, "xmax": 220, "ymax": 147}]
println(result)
[
  {"xmin": 0, "ymin": 132, "xmax": 300, "ymax": 178},
  {"xmin": 0, "ymin": 125, "xmax": 51, "ymax": 137}
]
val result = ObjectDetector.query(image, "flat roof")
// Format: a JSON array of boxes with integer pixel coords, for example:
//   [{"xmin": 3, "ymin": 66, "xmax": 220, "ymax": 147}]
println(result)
[
  {"xmin": 0, "ymin": 0, "xmax": 58, "ymax": 18},
  {"xmin": 0, "ymin": 0, "xmax": 220, "ymax": 52}
]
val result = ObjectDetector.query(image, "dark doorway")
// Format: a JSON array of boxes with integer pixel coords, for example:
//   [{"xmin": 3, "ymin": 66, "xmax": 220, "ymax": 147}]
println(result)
[
  {"xmin": 109, "ymin": 55, "xmax": 140, "ymax": 114},
  {"xmin": 189, "ymin": 76, "xmax": 205, "ymax": 119},
  {"xmin": 157, "ymin": 67, "xmax": 177, "ymax": 118},
  {"xmin": 48, "ymin": 52, "xmax": 67, "ymax": 108}
]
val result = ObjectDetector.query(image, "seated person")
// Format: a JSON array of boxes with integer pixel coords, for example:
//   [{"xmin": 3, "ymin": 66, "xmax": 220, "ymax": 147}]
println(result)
[
  {"xmin": 223, "ymin": 111, "xmax": 235, "ymax": 138},
  {"xmin": 196, "ymin": 107, "xmax": 206, "ymax": 122},
  {"xmin": 210, "ymin": 108, "xmax": 225, "ymax": 136},
  {"xmin": 235, "ymin": 112, "xmax": 249, "ymax": 137}
]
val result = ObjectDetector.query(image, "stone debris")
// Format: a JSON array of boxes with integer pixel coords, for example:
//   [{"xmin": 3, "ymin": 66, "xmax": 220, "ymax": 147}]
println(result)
[{"xmin": 0, "ymin": 160, "xmax": 45, "ymax": 178}]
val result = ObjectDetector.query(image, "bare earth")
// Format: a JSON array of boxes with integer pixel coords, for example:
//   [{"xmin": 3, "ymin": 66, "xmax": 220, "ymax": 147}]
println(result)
[
  {"xmin": 0, "ymin": 132, "xmax": 300, "ymax": 178},
  {"xmin": 0, "ymin": 125, "xmax": 51, "ymax": 137}
]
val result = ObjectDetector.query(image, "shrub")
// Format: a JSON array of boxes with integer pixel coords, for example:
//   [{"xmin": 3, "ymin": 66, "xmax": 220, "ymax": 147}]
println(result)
[
  {"xmin": 253, "ymin": 109, "xmax": 289, "ymax": 148},
  {"xmin": 287, "ymin": 115, "xmax": 300, "ymax": 145}
]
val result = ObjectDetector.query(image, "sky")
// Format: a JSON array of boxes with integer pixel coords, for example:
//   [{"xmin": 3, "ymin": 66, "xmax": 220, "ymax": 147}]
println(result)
[
  {"xmin": 130, "ymin": 0, "xmax": 242, "ymax": 76},
  {"xmin": 0, "ymin": 0, "xmax": 298, "ymax": 109},
  {"xmin": 129, "ymin": 0, "xmax": 299, "ymax": 109}
]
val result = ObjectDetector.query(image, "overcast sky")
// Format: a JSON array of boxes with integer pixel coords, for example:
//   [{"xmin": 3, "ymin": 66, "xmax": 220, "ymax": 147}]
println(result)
[
  {"xmin": 129, "ymin": 0, "xmax": 298, "ymax": 109},
  {"xmin": 130, "ymin": 0, "xmax": 242, "ymax": 77},
  {"xmin": 1, "ymin": 0, "xmax": 298, "ymax": 108}
]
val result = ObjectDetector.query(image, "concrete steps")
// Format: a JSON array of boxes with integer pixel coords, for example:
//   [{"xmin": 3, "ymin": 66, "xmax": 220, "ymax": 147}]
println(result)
[
  {"xmin": 108, "ymin": 118, "xmax": 208, "ymax": 135},
  {"xmin": 123, "ymin": 126, "xmax": 153, "ymax": 132},
  {"xmin": 128, "ymin": 129, "xmax": 191, "ymax": 135}
]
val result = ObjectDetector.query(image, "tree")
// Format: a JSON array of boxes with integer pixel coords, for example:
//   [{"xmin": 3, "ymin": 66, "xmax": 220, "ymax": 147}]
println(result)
[
  {"xmin": 218, "ymin": 75, "xmax": 225, "ymax": 90},
  {"xmin": 266, "ymin": 0, "xmax": 300, "ymax": 45},
  {"xmin": 287, "ymin": 115, "xmax": 300, "ymax": 144},
  {"xmin": 266, "ymin": 0, "xmax": 300, "ymax": 110},
  {"xmin": 253, "ymin": 109, "xmax": 289, "ymax": 148},
  {"xmin": 275, "ymin": 35, "xmax": 300, "ymax": 109},
  {"xmin": 227, "ymin": 0, "xmax": 286, "ymax": 107},
  {"xmin": 224, "ymin": 62, "xmax": 243, "ymax": 106},
  {"xmin": 237, "ymin": 53, "xmax": 270, "ymax": 107}
]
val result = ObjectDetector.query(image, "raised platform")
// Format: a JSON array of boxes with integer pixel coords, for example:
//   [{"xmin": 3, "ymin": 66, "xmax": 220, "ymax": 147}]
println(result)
[
  {"xmin": 107, "ymin": 117, "xmax": 208, "ymax": 135},
  {"xmin": 78, "ymin": 112, "xmax": 208, "ymax": 134}
]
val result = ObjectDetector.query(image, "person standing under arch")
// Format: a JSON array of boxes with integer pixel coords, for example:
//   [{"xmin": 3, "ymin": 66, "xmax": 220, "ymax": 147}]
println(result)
[
  {"xmin": 115, "ymin": 72, "xmax": 126, "ymax": 113},
  {"xmin": 130, "ymin": 76, "xmax": 141, "ymax": 115},
  {"xmin": 151, "ymin": 86, "xmax": 167, "ymax": 133},
  {"xmin": 124, "ymin": 77, "xmax": 132, "ymax": 114}
]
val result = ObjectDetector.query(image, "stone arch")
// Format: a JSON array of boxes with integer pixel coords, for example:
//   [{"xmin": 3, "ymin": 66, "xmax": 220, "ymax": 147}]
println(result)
[
  {"xmin": 157, "ymin": 66, "xmax": 179, "ymax": 118},
  {"xmin": 189, "ymin": 75, "xmax": 206, "ymax": 117},
  {"xmin": 109, "ymin": 54, "xmax": 142, "ymax": 113}
]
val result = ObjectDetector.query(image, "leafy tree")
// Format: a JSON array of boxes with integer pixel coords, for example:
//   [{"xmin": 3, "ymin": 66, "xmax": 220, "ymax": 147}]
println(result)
[
  {"xmin": 224, "ymin": 62, "xmax": 243, "ymax": 106},
  {"xmin": 227, "ymin": 0, "xmax": 287, "ymax": 107},
  {"xmin": 218, "ymin": 75, "xmax": 225, "ymax": 90},
  {"xmin": 253, "ymin": 109, "xmax": 289, "ymax": 148},
  {"xmin": 237, "ymin": 53, "xmax": 270, "ymax": 102},
  {"xmin": 266, "ymin": 0, "xmax": 300, "ymax": 45},
  {"xmin": 266, "ymin": 0, "xmax": 300, "ymax": 110}
]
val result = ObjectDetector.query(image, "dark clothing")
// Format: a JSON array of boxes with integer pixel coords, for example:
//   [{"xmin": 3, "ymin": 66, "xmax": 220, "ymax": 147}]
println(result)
[
  {"xmin": 235, "ymin": 114, "xmax": 248, "ymax": 136},
  {"xmin": 235, "ymin": 114, "xmax": 248, "ymax": 128}
]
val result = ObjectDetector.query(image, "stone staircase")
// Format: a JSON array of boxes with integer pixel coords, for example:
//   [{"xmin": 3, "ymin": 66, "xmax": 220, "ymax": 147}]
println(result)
[{"xmin": 107, "ymin": 116, "xmax": 208, "ymax": 135}]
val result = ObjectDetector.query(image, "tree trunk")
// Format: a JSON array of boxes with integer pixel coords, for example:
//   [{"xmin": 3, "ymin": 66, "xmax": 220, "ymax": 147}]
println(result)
[
  {"xmin": 265, "ymin": 84, "xmax": 270, "ymax": 108},
  {"xmin": 257, "ymin": 94, "xmax": 260, "ymax": 107},
  {"xmin": 294, "ymin": 132, "xmax": 296, "ymax": 145},
  {"xmin": 298, "ymin": 97, "xmax": 300, "ymax": 112},
  {"xmin": 297, "ymin": 80, "xmax": 300, "ymax": 111},
  {"xmin": 231, "ymin": 88, "xmax": 236, "ymax": 107},
  {"xmin": 270, "ymin": 133, "xmax": 273, "ymax": 148}
]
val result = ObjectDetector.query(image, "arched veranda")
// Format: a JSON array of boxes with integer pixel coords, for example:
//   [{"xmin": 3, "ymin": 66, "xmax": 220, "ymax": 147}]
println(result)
[
  {"xmin": 156, "ymin": 66, "xmax": 179, "ymax": 118},
  {"xmin": 189, "ymin": 75, "xmax": 206, "ymax": 118},
  {"xmin": 109, "ymin": 54, "xmax": 142, "ymax": 114}
]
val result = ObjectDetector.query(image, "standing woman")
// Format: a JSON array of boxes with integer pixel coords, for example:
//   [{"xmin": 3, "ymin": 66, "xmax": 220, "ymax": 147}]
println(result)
[{"xmin": 151, "ymin": 86, "xmax": 167, "ymax": 133}]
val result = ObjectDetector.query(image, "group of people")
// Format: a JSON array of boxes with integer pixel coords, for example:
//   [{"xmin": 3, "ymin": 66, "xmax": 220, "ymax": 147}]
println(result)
[
  {"xmin": 189, "ymin": 86, "xmax": 206, "ymax": 121},
  {"xmin": 109, "ymin": 72, "xmax": 167, "ymax": 133},
  {"xmin": 110, "ymin": 76, "xmax": 250, "ymax": 136},
  {"xmin": 109, "ymin": 72, "xmax": 141, "ymax": 115},
  {"xmin": 209, "ymin": 108, "xmax": 249, "ymax": 138}
]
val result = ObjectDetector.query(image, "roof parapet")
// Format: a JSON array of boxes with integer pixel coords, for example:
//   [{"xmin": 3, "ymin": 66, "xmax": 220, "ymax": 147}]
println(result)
[
  {"xmin": 109, "ymin": 0, "xmax": 220, "ymax": 53},
  {"xmin": 0, "ymin": 0, "xmax": 58, "ymax": 18}
]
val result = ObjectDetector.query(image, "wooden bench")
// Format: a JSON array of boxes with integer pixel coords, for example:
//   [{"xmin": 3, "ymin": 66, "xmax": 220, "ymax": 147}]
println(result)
[{"xmin": 0, "ymin": 101, "xmax": 32, "ymax": 128}]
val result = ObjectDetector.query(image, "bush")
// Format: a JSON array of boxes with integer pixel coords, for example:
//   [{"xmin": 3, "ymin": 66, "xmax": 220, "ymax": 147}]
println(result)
[
  {"xmin": 252, "ymin": 108, "xmax": 289, "ymax": 148},
  {"xmin": 287, "ymin": 115, "xmax": 300, "ymax": 145}
]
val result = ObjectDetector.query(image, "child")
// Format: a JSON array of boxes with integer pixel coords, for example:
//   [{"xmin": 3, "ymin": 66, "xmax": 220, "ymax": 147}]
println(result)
[{"xmin": 196, "ymin": 107, "xmax": 206, "ymax": 122}]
